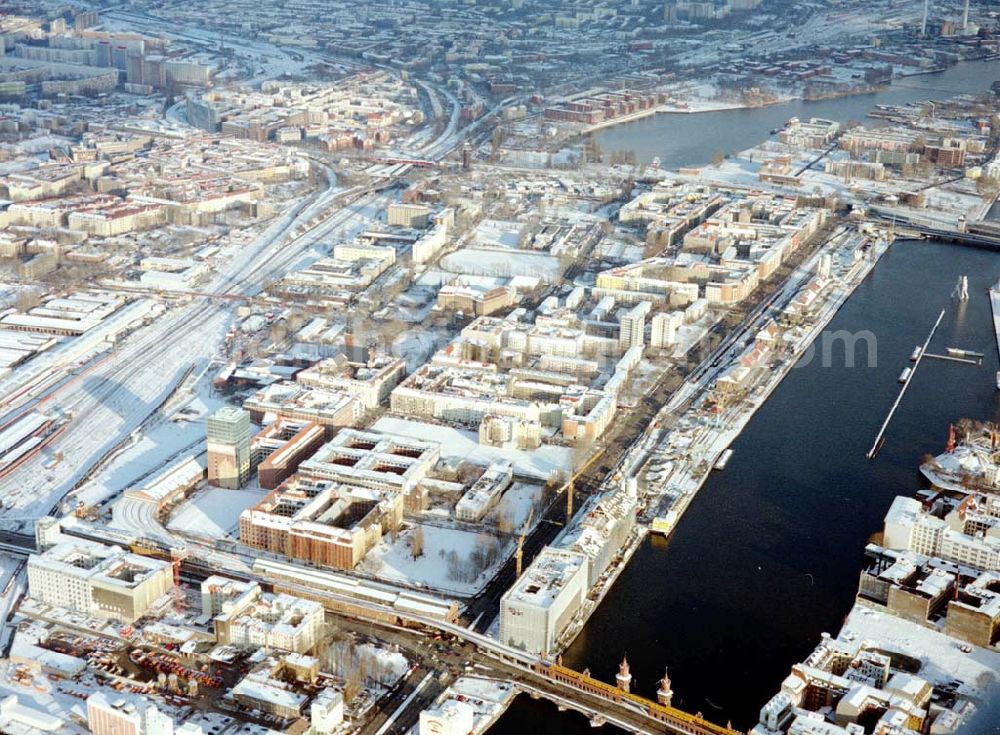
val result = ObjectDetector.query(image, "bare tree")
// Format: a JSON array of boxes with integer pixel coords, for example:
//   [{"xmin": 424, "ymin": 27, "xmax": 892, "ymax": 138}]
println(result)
[
  {"xmin": 977, "ymin": 175, "xmax": 1000, "ymax": 202},
  {"xmin": 497, "ymin": 510, "xmax": 516, "ymax": 536},
  {"xmin": 343, "ymin": 668, "xmax": 363, "ymax": 703},
  {"xmin": 410, "ymin": 526, "xmax": 425, "ymax": 559}
]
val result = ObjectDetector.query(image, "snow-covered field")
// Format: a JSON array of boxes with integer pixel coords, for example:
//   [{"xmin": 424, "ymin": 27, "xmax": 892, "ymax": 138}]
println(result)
[
  {"xmin": 372, "ymin": 417, "xmax": 572, "ymax": 480},
  {"xmin": 73, "ymin": 369, "xmax": 226, "ymax": 509},
  {"xmin": 843, "ymin": 604, "xmax": 1000, "ymax": 701},
  {"xmin": 393, "ymin": 330, "xmax": 445, "ymax": 373},
  {"xmin": 472, "ymin": 220, "xmax": 524, "ymax": 249},
  {"xmin": 362, "ymin": 523, "xmax": 511, "ymax": 597},
  {"xmin": 487, "ymin": 483, "xmax": 542, "ymax": 529},
  {"xmin": 440, "ymin": 248, "xmax": 562, "ymax": 282},
  {"xmin": 167, "ymin": 485, "xmax": 269, "ymax": 539}
]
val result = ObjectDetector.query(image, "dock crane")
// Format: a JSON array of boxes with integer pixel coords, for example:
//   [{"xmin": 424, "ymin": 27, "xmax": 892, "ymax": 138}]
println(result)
[{"xmin": 515, "ymin": 507, "xmax": 534, "ymax": 577}]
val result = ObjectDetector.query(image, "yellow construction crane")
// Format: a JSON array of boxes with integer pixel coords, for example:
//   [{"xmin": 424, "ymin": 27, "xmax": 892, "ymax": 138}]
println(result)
[
  {"xmin": 515, "ymin": 507, "xmax": 534, "ymax": 577},
  {"xmin": 514, "ymin": 445, "xmax": 616, "ymax": 577},
  {"xmin": 560, "ymin": 444, "xmax": 611, "ymax": 522},
  {"xmin": 170, "ymin": 549, "xmax": 188, "ymax": 614}
]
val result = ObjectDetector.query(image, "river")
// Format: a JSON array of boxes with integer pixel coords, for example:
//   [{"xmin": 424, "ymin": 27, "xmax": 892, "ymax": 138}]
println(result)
[
  {"xmin": 484, "ymin": 58, "xmax": 1000, "ymax": 735},
  {"xmin": 592, "ymin": 60, "xmax": 1000, "ymax": 168}
]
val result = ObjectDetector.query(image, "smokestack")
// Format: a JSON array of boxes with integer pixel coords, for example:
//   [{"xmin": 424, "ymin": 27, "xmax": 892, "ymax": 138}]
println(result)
[
  {"xmin": 921, "ymin": 0, "xmax": 929, "ymax": 36},
  {"xmin": 963, "ymin": 0, "xmax": 969, "ymax": 31}
]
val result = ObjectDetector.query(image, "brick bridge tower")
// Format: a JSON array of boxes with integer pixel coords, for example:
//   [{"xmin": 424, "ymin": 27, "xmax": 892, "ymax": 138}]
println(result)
[
  {"xmin": 657, "ymin": 667, "xmax": 674, "ymax": 707},
  {"xmin": 616, "ymin": 655, "xmax": 632, "ymax": 693}
]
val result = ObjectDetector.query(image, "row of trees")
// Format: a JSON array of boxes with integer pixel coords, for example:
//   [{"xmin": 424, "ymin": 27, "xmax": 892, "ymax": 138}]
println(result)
[
  {"xmin": 445, "ymin": 532, "xmax": 503, "ymax": 584},
  {"xmin": 323, "ymin": 634, "xmax": 406, "ymax": 703}
]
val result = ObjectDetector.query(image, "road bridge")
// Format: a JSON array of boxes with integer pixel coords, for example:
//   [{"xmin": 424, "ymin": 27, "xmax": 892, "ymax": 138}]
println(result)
[
  {"xmin": 868, "ymin": 209, "xmax": 1000, "ymax": 250},
  {"xmin": 255, "ymin": 559, "xmax": 741, "ymax": 735},
  {"xmin": 503, "ymin": 661, "xmax": 740, "ymax": 735},
  {"xmin": 0, "ymin": 530, "xmax": 35, "ymax": 557},
  {"xmin": 49, "ymin": 522, "xmax": 739, "ymax": 735}
]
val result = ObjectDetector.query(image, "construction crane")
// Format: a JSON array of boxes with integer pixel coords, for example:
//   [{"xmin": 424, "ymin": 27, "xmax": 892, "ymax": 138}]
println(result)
[
  {"xmin": 515, "ymin": 507, "xmax": 534, "ymax": 577},
  {"xmin": 171, "ymin": 549, "xmax": 188, "ymax": 614},
  {"xmin": 559, "ymin": 443, "xmax": 611, "ymax": 523}
]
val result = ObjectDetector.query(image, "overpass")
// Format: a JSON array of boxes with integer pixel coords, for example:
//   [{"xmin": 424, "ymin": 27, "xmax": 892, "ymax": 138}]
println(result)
[
  {"xmin": 368, "ymin": 155, "xmax": 437, "ymax": 168},
  {"xmin": 256, "ymin": 558, "xmax": 741, "ymax": 735},
  {"xmin": 0, "ymin": 529, "xmax": 35, "ymax": 557},
  {"xmin": 910, "ymin": 223, "xmax": 1000, "ymax": 250},
  {"xmin": 868, "ymin": 207, "xmax": 1000, "ymax": 250},
  {"xmin": 50, "ymin": 518, "xmax": 742, "ymax": 735}
]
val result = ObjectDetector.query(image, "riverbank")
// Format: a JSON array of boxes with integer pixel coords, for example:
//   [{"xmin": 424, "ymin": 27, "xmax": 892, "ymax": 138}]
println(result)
[
  {"xmin": 546, "ymin": 225, "xmax": 894, "ymax": 668},
  {"xmin": 483, "ymin": 57, "xmax": 1000, "ymax": 735},
  {"xmin": 580, "ymin": 99, "xmax": 757, "ymax": 134},
  {"xmin": 579, "ymin": 80, "xmax": 904, "ymax": 137},
  {"xmin": 474, "ymin": 227, "xmax": 895, "ymax": 735},
  {"xmin": 591, "ymin": 58, "xmax": 1000, "ymax": 168}
]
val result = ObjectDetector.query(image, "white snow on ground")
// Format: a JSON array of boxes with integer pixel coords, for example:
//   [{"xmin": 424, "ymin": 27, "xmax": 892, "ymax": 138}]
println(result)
[
  {"xmin": 167, "ymin": 485, "xmax": 269, "ymax": 539},
  {"xmin": 393, "ymin": 330, "xmax": 443, "ymax": 373},
  {"xmin": 362, "ymin": 524, "xmax": 511, "ymax": 597},
  {"xmin": 843, "ymin": 604, "xmax": 1000, "ymax": 701},
  {"xmin": 922, "ymin": 185, "xmax": 983, "ymax": 218},
  {"xmin": 72, "ymin": 369, "xmax": 227, "ymax": 509},
  {"xmin": 472, "ymin": 220, "xmax": 524, "ymax": 249},
  {"xmin": 440, "ymin": 248, "xmax": 562, "ymax": 282},
  {"xmin": 0, "ymin": 305, "xmax": 229, "ymax": 523},
  {"xmin": 356, "ymin": 643, "xmax": 409, "ymax": 682},
  {"xmin": 487, "ymin": 483, "xmax": 542, "ymax": 529},
  {"xmin": 372, "ymin": 417, "xmax": 572, "ymax": 480}
]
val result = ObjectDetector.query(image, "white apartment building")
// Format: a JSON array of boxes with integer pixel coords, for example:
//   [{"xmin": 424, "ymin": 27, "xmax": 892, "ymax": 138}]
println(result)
[
  {"xmin": 391, "ymin": 365, "xmax": 546, "ymax": 427},
  {"xmin": 419, "ymin": 700, "xmax": 474, "ymax": 735},
  {"xmin": 618, "ymin": 301, "xmax": 651, "ymax": 351},
  {"xmin": 478, "ymin": 414, "xmax": 542, "ymax": 450},
  {"xmin": 650, "ymin": 311, "xmax": 684, "ymax": 349},
  {"xmin": 215, "ymin": 592, "xmax": 324, "ymax": 654},
  {"xmin": 455, "ymin": 462, "xmax": 513, "ymax": 522},
  {"xmin": 295, "ymin": 355, "xmax": 406, "ymax": 410},
  {"xmin": 311, "ymin": 688, "xmax": 345, "ymax": 734},
  {"xmin": 332, "ymin": 242, "xmax": 396, "ymax": 266},
  {"xmin": 87, "ymin": 692, "xmax": 175, "ymax": 735},
  {"xmin": 200, "ymin": 575, "xmax": 262, "ymax": 618},
  {"xmin": 499, "ymin": 547, "xmax": 589, "ymax": 654},
  {"xmin": 883, "ymin": 496, "xmax": 1000, "ymax": 572},
  {"xmin": 387, "ymin": 203, "xmax": 431, "ymax": 228},
  {"xmin": 412, "ymin": 217, "xmax": 450, "ymax": 264},
  {"xmin": 28, "ymin": 542, "xmax": 173, "ymax": 623}
]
